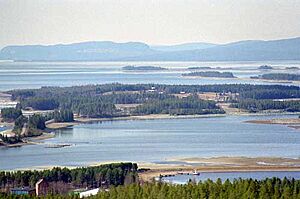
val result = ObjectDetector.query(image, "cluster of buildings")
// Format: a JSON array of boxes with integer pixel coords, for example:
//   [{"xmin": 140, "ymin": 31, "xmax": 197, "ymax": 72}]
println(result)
[
  {"xmin": 9, "ymin": 179, "xmax": 107, "ymax": 198},
  {"xmin": 10, "ymin": 179, "xmax": 48, "ymax": 196}
]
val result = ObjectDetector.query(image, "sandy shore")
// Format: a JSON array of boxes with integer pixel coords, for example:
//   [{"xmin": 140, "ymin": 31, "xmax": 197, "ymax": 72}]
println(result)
[
  {"xmin": 47, "ymin": 112, "xmax": 300, "ymax": 130},
  {"xmin": 245, "ymin": 118, "xmax": 300, "ymax": 131},
  {"xmin": 246, "ymin": 118, "xmax": 300, "ymax": 125},
  {"xmin": 138, "ymin": 157, "xmax": 300, "ymax": 182},
  {"xmin": 46, "ymin": 114, "xmax": 226, "ymax": 129},
  {"xmin": 4, "ymin": 156, "xmax": 300, "ymax": 184}
]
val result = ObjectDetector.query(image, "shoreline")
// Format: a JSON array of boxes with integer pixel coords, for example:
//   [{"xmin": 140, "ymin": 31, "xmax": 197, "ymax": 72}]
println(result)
[
  {"xmin": 245, "ymin": 118, "xmax": 300, "ymax": 125},
  {"xmin": 245, "ymin": 118, "xmax": 300, "ymax": 130},
  {"xmin": 3, "ymin": 156, "xmax": 300, "ymax": 182},
  {"xmin": 47, "ymin": 112, "xmax": 300, "ymax": 130},
  {"xmin": 0, "ymin": 132, "xmax": 56, "ymax": 148},
  {"xmin": 138, "ymin": 156, "xmax": 300, "ymax": 182},
  {"xmin": 182, "ymin": 76, "xmax": 300, "ymax": 84},
  {"xmin": 45, "ymin": 113, "xmax": 227, "ymax": 130}
]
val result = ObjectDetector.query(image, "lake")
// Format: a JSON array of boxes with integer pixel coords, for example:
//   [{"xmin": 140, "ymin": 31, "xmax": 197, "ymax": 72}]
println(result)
[
  {"xmin": 0, "ymin": 114, "xmax": 299, "ymax": 170},
  {"xmin": 0, "ymin": 61, "xmax": 300, "ymax": 91},
  {"xmin": 161, "ymin": 171, "xmax": 300, "ymax": 184}
]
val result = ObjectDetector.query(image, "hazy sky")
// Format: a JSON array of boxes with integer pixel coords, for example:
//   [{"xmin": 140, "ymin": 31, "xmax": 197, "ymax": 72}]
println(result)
[{"xmin": 1, "ymin": 0, "xmax": 300, "ymax": 48}]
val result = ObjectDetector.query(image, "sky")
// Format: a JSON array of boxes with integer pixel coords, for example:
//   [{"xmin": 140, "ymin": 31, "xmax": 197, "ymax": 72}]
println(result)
[{"xmin": 1, "ymin": 0, "xmax": 300, "ymax": 48}]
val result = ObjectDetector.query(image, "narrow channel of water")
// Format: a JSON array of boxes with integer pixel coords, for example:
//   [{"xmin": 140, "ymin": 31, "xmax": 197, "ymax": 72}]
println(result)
[{"xmin": 161, "ymin": 171, "xmax": 300, "ymax": 184}]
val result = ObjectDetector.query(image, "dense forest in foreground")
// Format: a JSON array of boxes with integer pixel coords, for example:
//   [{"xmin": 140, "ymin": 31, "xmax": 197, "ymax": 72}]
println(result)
[
  {"xmin": 0, "ymin": 163, "xmax": 137, "ymax": 192},
  {"xmin": 1, "ymin": 178, "xmax": 300, "ymax": 198},
  {"xmin": 7, "ymin": 83, "xmax": 300, "ymax": 116}
]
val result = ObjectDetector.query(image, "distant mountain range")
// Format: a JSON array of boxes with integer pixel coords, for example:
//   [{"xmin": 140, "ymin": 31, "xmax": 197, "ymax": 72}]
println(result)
[{"xmin": 1, "ymin": 37, "xmax": 299, "ymax": 61}]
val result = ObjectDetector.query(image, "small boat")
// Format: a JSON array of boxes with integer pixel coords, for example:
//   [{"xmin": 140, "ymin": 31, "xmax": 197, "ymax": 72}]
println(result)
[{"xmin": 192, "ymin": 169, "xmax": 200, "ymax": 175}]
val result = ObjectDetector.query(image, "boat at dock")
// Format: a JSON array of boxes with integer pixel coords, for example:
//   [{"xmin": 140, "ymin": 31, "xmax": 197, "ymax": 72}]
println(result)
[{"xmin": 192, "ymin": 170, "xmax": 200, "ymax": 175}]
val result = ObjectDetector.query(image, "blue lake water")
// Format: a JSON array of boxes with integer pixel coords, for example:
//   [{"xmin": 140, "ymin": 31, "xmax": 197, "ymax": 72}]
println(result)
[
  {"xmin": 0, "ymin": 114, "xmax": 299, "ymax": 170},
  {"xmin": 162, "ymin": 171, "xmax": 300, "ymax": 184},
  {"xmin": 0, "ymin": 61, "xmax": 299, "ymax": 91}
]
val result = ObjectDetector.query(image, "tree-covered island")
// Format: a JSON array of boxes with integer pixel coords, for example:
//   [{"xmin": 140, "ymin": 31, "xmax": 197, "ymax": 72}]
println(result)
[{"xmin": 1, "ymin": 83, "xmax": 300, "ymax": 145}]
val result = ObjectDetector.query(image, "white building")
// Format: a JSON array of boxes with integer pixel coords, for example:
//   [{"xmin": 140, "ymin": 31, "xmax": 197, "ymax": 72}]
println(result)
[{"xmin": 79, "ymin": 188, "xmax": 99, "ymax": 198}]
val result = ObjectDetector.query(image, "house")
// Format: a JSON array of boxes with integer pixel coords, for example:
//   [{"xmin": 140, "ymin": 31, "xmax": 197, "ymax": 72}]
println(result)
[
  {"xmin": 36, "ymin": 178, "xmax": 49, "ymax": 196},
  {"xmin": 10, "ymin": 187, "xmax": 35, "ymax": 195},
  {"xmin": 79, "ymin": 188, "xmax": 100, "ymax": 198}
]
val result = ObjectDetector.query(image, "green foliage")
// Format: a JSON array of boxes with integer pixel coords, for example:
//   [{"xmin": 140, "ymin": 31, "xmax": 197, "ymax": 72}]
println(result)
[
  {"xmin": 22, "ymin": 98, "xmax": 59, "ymax": 110},
  {"xmin": 0, "ymin": 163, "xmax": 138, "ymax": 189},
  {"xmin": 231, "ymin": 99, "xmax": 300, "ymax": 112},
  {"xmin": 52, "ymin": 110, "xmax": 74, "ymax": 122},
  {"xmin": 28, "ymin": 114, "xmax": 46, "ymax": 130},
  {"xmin": 7, "ymin": 83, "xmax": 300, "ymax": 116},
  {"xmin": 0, "ymin": 134, "xmax": 22, "ymax": 144},
  {"xmin": 1, "ymin": 178, "xmax": 299, "ymax": 199},
  {"xmin": 1, "ymin": 108, "xmax": 22, "ymax": 121},
  {"xmin": 251, "ymin": 73, "xmax": 300, "ymax": 81},
  {"xmin": 134, "ymin": 95, "xmax": 225, "ymax": 115},
  {"xmin": 183, "ymin": 71, "xmax": 236, "ymax": 78},
  {"xmin": 95, "ymin": 178, "xmax": 300, "ymax": 199},
  {"xmin": 13, "ymin": 115, "xmax": 28, "ymax": 133}
]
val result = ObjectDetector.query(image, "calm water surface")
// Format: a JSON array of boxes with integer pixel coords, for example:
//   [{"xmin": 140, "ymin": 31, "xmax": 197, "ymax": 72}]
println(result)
[
  {"xmin": 0, "ymin": 114, "xmax": 299, "ymax": 170},
  {"xmin": 1, "ymin": 61, "xmax": 300, "ymax": 91},
  {"xmin": 162, "ymin": 171, "xmax": 300, "ymax": 184}
]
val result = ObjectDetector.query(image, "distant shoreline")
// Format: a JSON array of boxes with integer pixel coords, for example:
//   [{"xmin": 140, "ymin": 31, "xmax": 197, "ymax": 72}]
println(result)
[{"xmin": 182, "ymin": 75, "xmax": 300, "ymax": 84}]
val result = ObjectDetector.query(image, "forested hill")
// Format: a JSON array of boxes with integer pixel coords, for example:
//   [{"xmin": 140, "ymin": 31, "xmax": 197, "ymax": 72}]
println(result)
[
  {"xmin": 1, "ymin": 37, "xmax": 300, "ymax": 61},
  {"xmin": 7, "ymin": 83, "xmax": 300, "ymax": 117}
]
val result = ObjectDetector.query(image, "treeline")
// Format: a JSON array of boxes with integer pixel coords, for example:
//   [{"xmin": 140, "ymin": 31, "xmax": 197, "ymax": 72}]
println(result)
[
  {"xmin": 47, "ymin": 110, "xmax": 74, "ymax": 122},
  {"xmin": 231, "ymin": 99, "xmax": 300, "ymax": 112},
  {"xmin": 0, "ymin": 163, "xmax": 138, "ymax": 189},
  {"xmin": 183, "ymin": 71, "xmax": 236, "ymax": 78},
  {"xmin": 21, "ymin": 98, "xmax": 59, "ymax": 110},
  {"xmin": 251, "ymin": 73, "xmax": 300, "ymax": 81},
  {"xmin": 240, "ymin": 89, "xmax": 300, "ymax": 100},
  {"xmin": 10, "ymin": 83, "xmax": 300, "ymax": 99},
  {"xmin": 134, "ymin": 95, "xmax": 225, "ymax": 115},
  {"xmin": 1, "ymin": 177, "xmax": 300, "ymax": 198},
  {"xmin": 95, "ymin": 178, "xmax": 300, "ymax": 199},
  {"xmin": 0, "ymin": 107, "xmax": 22, "ymax": 122},
  {"xmin": 7, "ymin": 83, "xmax": 300, "ymax": 116}
]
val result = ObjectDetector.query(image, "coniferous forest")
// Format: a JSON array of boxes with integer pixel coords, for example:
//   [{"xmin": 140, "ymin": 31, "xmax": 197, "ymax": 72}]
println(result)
[
  {"xmin": 0, "ymin": 178, "xmax": 300, "ymax": 198},
  {"xmin": 7, "ymin": 83, "xmax": 300, "ymax": 117}
]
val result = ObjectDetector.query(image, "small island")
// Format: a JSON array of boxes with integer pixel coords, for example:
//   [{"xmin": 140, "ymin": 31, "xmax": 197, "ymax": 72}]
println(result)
[
  {"xmin": 251, "ymin": 73, "xmax": 300, "ymax": 81},
  {"xmin": 122, "ymin": 65, "xmax": 167, "ymax": 71},
  {"xmin": 182, "ymin": 71, "xmax": 236, "ymax": 78},
  {"xmin": 258, "ymin": 65, "xmax": 273, "ymax": 70},
  {"xmin": 285, "ymin": 66, "xmax": 299, "ymax": 70},
  {"xmin": 188, "ymin": 66, "xmax": 212, "ymax": 70}
]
